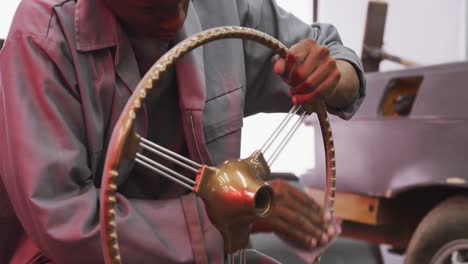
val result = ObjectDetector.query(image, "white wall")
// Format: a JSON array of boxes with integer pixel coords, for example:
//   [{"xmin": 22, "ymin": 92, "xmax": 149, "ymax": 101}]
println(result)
[
  {"xmin": 466, "ymin": 0, "xmax": 468, "ymax": 59},
  {"xmin": 279, "ymin": 0, "xmax": 467, "ymax": 70},
  {"xmin": 277, "ymin": 0, "xmax": 314, "ymax": 25},
  {"xmin": 381, "ymin": 0, "xmax": 466, "ymax": 69},
  {"xmin": 0, "ymin": 1, "xmax": 20, "ymax": 39}
]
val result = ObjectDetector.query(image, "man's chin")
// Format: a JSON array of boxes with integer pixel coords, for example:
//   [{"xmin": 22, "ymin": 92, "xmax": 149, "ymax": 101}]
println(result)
[
  {"xmin": 135, "ymin": 28, "xmax": 178, "ymax": 41},
  {"xmin": 154, "ymin": 32, "xmax": 178, "ymax": 41}
]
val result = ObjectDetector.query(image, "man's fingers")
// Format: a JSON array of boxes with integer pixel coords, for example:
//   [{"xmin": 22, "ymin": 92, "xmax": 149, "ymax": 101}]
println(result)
[
  {"xmin": 276, "ymin": 203, "xmax": 323, "ymax": 239},
  {"xmin": 287, "ymin": 40, "xmax": 329, "ymax": 86},
  {"xmin": 272, "ymin": 56, "xmax": 286, "ymax": 76},
  {"xmin": 292, "ymin": 69, "xmax": 340, "ymax": 105},
  {"xmin": 269, "ymin": 214, "xmax": 318, "ymax": 250},
  {"xmin": 285, "ymin": 40, "xmax": 313, "ymax": 84},
  {"xmin": 290, "ymin": 58, "xmax": 335, "ymax": 95},
  {"xmin": 267, "ymin": 180, "xmax": 340, "ymax": 249},
  {"xmin": 285, "ymin": 52, "xmax": 299, "ymax": 83},
  {"xmin": 285, "ymin": 183, "xmax": 322, "ymax": 213},
  {"xmin": 287, "ymin": 42, "xmax": 325, "ymax": 86},
  {"xmin": 271, "ymin": 54, "xmax": 281, "ymax": 63},
  {"xmin": 270, "ymin": 180, "xmax": 325, "ymax": 227},
  {"xmin": 279, "ymin": 181, "xmax": 324, "ymax": 220}
]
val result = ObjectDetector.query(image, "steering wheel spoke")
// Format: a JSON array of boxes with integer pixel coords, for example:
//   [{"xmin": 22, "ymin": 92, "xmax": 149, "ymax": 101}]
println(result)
[
  {"xmin": 134, "ymin": 153, "xmax": 196, "ymax": 190},
  {"xmin": 266, "ymin": 110, "xmax": 308, "ymax": 167},
  {"xmin": 99, "ymin": 27, "xmax": 336, "ymax": 264},
  {"xmin": 139, "ymin": 137, "xmax": 202, "ymax": 173}
]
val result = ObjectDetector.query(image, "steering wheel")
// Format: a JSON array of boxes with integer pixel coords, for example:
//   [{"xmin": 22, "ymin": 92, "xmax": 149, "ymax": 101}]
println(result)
[{"xmin": 99, "ymin": 26, "xmax": 336, "ymax": 264}]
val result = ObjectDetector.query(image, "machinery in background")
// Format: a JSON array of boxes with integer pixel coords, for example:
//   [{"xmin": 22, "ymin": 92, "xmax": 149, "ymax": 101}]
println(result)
[
  {"xmin": 304, "ymin": 1, "xmax": 468, "ymax": 263},
  {"xmin": 361, "ymin": 1, "xmax": 419, "ymax": 72}
]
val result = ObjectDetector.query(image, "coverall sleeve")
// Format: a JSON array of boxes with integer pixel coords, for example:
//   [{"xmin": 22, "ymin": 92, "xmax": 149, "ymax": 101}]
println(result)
[
  {"xmin": 237, "ymin": 0, "xmax": 366, "ymax": 119},
  {"xmin": 0, "ymin": 34, "xmax": 197, "ymax": 264}
]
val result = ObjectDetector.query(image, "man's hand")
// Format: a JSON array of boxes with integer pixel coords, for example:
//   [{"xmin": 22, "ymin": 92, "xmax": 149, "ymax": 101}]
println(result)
[
  {"xmin": 251, "ymin": 180, "xmax": 340, "ymax": 250},
  {"xmin": 272, "ymin": 38, "xmax": 341, "ymax": 106}
]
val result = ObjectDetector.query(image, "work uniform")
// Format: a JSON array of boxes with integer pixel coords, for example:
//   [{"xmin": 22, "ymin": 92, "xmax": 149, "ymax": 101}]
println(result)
[{"xmin": 0, "ymin": 0, "xmax": 366, "ymax": 263}]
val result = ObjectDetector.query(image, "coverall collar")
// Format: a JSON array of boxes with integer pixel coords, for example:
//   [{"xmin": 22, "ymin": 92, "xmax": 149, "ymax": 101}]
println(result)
[{"xmin": 74, "ymin": 0, "xmax": 118, "ymax": 51}]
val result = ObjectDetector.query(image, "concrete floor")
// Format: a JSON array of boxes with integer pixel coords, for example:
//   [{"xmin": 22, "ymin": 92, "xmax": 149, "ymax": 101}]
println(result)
[{"xmin": 251, "ymin": 234, "xmax": 405, "ymax": 264}]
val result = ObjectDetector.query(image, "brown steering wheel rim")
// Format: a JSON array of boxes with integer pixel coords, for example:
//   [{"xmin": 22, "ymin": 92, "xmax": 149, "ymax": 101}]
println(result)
[{"xmin": 98, "ymin": 26, "xmax": 336, "ymax": 264}]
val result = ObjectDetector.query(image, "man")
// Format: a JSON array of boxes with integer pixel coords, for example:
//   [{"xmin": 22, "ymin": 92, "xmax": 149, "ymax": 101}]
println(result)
[{"xmin": 0, "ymin": 0, "xmax": 365, "ymax": 263}]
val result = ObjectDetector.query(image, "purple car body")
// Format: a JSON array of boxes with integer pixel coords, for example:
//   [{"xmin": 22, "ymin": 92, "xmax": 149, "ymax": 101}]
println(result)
[
  {"xmin": 303, "ymin": 61, "xmax": 468, "ymax": 197},
  {"xmin": 300, "ymin": 61, "xmax": 468, "ymax": 262}
]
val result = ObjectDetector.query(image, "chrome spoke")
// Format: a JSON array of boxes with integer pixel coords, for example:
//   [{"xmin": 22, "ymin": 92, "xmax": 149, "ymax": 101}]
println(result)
[
  {"xmin": 239, "ymin": 249, "xmax": 246, "ymax": 264},
  {"xmin": 135, "ymin": 157, "xmax": 195, "ymax": 191},
  {"xmin": 140, "ymin": 137, "xmax": 202, "ymax": 169},
  {"xmin": 267, "ymin": 112, "xmax": 307, "ymax": 167},
  {"xmin": 136, "ymin": 153, "xmax": 196, "ymax": 185},
  {"xmin": 260, "ymin": 105, "xmax": 301, "ymax": 153},
  {"xmin": 139, "ymin": 141, "xmax": 200, "ymax": 174},
  {"xmin": 227, "ymin": 253, "xmax": 234, "ymax": 264}
]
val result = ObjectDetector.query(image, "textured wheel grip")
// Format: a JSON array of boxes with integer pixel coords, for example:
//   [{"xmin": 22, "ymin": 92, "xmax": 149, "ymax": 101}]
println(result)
[{"xmin": 99, "ymin": 26, "xmax": 336, "ymax": 264}]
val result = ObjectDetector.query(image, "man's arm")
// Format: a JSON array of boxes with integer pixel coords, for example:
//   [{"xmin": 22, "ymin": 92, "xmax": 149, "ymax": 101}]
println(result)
[
  {"xmin": 0, "ymin": 27, "xmax": 205, "ymax": 264},
  {"xmin": 271, "ymin": 39, "xmax": 361, "ymax": 112},
  {"xmin": 325, "ymin": 59, "xmax": 360, "ymax": 109},
  {"xmin": 238, "ymin": 0, "xmax": 366, "ymax": 120},
  {"xmin": 237, "ymin": 0, "xmax": 365, "ymax": 251}
]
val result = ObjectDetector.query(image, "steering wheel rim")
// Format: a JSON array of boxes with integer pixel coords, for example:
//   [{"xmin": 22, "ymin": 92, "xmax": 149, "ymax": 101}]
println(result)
[{"xmin": 99, "ymin": 26, "xmax": 336, "ymax": 264}]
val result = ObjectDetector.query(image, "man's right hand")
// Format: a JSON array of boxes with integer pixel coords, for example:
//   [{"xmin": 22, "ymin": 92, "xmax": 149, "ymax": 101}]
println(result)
[{"xmin": 251, "ymin": 179, "xmax": 340, "ymax": 250}]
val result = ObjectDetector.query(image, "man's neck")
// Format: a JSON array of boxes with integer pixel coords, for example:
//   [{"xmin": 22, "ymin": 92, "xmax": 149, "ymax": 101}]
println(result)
[{"xmin": 128, "ymin": 35, "xmax": 171, "ymax": 75}]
